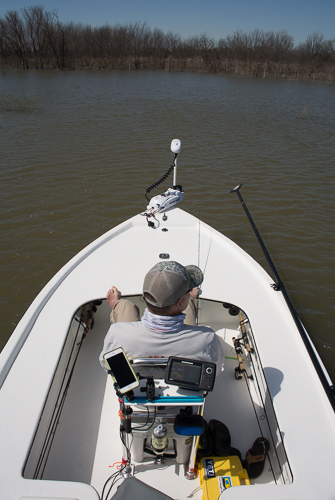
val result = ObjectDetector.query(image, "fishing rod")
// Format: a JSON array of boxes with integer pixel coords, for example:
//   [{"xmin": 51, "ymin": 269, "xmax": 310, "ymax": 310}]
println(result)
[{"xmin": 230, "ymin": 183, "xmax": 335, "ymax": 412}]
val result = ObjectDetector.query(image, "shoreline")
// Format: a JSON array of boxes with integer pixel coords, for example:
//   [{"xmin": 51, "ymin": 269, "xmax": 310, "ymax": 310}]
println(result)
[{"xmin": 1, "ymin": 61, "xmax": 335, "ymax": 84}]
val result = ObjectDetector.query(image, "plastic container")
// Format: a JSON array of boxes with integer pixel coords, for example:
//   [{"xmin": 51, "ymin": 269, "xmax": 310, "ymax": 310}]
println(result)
[{"xmin": 198, "ymin": 456, "xmax": 250, "ymax": 499}]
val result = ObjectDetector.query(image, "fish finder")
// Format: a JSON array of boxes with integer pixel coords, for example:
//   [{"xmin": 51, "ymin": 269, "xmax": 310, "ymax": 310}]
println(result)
[{"xmin": 165, "ymin": 357, "xmax": 216, "ymax": 392}]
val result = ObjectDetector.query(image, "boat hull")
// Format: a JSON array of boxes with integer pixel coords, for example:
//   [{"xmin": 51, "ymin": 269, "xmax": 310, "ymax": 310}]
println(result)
[{"xmin": 1, "ymin": 207, "xmax": 334, "ymax": 499}]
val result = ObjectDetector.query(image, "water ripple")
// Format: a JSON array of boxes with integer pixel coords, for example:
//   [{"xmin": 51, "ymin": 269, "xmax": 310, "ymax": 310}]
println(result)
[{"xmin": 1, "ymin": 70, "xmax": 334, "ymax": 378}]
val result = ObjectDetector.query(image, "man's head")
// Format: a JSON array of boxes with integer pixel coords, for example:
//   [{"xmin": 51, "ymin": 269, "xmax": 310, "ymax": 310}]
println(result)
[{"xmin": 143, "ymin": 261, "xmax": 203, "ymax": 314}]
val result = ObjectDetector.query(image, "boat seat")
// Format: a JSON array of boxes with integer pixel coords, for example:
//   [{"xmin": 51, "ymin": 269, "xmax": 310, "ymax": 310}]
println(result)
[{"xmin": 111, "ymin": 476, "xmax": 173, "ymax": 500}]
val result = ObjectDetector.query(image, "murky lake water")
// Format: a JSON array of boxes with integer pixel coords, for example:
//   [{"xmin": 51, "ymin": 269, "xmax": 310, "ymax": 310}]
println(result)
[{"xmin": 1, "ymin": 69, "xmax": 334, "ymax": 381}]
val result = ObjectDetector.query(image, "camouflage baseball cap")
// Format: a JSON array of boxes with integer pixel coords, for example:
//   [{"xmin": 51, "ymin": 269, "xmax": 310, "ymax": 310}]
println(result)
[{"xmin": 143, "ymin": 261, "xmax": 204, "ymax": 308}]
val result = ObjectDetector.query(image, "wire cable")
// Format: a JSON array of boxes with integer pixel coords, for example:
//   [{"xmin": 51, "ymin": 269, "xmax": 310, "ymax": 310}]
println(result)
[
  {"xmin": 106, "ymin": 474, "xmax": 123, "ymax": 500},
  {"xmin": 131, "ymin": 406, "xmax": 157, "ymax": 431},
  {"xmin": 236, "ymin": 321, "xmax": 286, "ymax": 484},
  {"xmin": 144, "ymin": 159, "xmax": 176, "ymax": 201},
  {"xmin": 101, "ymin": 468, "xmax": 123, "ymax": 500}
]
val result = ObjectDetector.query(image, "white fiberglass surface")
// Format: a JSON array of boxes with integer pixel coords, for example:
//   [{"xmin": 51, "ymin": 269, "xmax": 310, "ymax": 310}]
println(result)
[{"xmin": 40, "ymin": 299, "xmax": 275, "ymax": 499}]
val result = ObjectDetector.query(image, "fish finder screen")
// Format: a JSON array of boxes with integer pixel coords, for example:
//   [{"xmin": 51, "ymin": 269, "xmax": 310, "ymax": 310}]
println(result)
[
  {"xmin": 105, "ymin": 353, "xmax": 136, "ymax": 388},
  {"xmin": 169, "ymin": 360, "xmax": 202, "ymax": 386}
]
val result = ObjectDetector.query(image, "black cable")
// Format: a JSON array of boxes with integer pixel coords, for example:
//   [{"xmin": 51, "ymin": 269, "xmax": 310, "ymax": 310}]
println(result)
[
  {"xmin": 101, "ymin": 469, "xmax": 122, "ymax": 500},
  {"xmin": 132, "ymin": 406, "xmax": 157, "ymax": 431},
  {"xmin": 145, "ymin": 160, "xmax": 176, "ymax": 201},
  {"xmin": 35, "ymin": 308, "xmax": 92, "ymax": 479},
  {"xmin": 38, "ymin": 331, "xmax": 87, "ymax": 479},
  {"xmin": 238, "ymin": 319, "xmax": 290, "ymax": 484},
  {"xmin": 242, "ymin": 371, "xmax": 277, "ymax": 484},
  {"xmin": 106, "ymin": 474, "xmax": 123, "ymax": 500},
  {"xmin": 120, "ymin": 427, "xmax": 133, "ymax": 462},
  {"xmin": 130, "ymin": 406, "xmax": 150, "ymax": 429}
]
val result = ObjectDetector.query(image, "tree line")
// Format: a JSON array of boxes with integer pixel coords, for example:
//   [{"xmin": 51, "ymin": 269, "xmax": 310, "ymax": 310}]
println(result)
[{"xmin": 1, "ymin": 6, "xmax": 334, "ymax": 82}]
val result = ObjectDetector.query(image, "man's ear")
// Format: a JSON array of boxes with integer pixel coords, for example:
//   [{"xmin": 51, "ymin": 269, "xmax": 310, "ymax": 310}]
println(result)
[{"xmin": 175, "ymin": 298, "xmax": 183, "ymax": 311}]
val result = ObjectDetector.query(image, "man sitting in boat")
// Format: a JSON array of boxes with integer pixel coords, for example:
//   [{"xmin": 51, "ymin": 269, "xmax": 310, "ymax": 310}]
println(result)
[{"xmin": 99, "ymin": 261, "xmax": 224, "ymax": 371}]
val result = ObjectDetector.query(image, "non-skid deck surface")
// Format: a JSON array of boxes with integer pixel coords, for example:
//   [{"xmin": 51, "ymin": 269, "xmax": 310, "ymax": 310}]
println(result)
[{"xmin": 43, "ymin": 301, "xmax": 272, "ymax": 498}]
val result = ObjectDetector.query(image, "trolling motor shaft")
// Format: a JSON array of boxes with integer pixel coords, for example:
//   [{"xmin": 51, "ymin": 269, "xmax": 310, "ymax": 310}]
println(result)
[{"xmin": 143, "ymin": 139, "xmax": 185, "ymax": 221}]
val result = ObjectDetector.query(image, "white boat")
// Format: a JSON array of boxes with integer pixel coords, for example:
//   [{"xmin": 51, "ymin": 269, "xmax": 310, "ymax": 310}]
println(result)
[{"xmin": 1, "ymin": 140, "xmax": 334, "ymax": 500}]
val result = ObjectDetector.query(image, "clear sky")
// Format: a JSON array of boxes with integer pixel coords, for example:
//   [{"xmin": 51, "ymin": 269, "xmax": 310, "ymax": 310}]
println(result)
[{"xmin": 0, "ymin": 0, "xmax": 334, "ymax": 45}]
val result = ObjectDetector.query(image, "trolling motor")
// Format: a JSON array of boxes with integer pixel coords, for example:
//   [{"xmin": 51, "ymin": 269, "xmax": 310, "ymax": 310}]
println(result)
[{"xmin": 142, "ymin": 139, "xmax": 185, "ymax": 226}]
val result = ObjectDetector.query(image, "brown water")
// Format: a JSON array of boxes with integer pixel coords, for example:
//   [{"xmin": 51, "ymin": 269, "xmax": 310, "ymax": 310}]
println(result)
[{"xmin": 1, "ymin": 69, "xmax": 334, "ymax": 381}]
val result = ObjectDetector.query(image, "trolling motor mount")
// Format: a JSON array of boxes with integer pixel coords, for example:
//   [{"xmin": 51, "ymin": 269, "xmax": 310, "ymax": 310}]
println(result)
[
  {"xmin": 142, "ymin": 140, "xmax": 185, "ymax": 224},
  {"xmin": 146, "ymin": 187, "xmax": 184, "ymax": 213}
]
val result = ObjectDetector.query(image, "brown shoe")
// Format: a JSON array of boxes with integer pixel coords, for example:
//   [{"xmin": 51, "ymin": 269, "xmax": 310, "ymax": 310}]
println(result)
[{"xmin": 243, "ymin": 437, "xmax": 269, "ymax": 479}]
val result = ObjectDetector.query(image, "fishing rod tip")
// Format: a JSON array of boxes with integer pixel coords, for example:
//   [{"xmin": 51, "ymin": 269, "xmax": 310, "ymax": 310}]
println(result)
[{"xmin": 230, "ymin": 183, "xmax": 243, "ymax": 193}]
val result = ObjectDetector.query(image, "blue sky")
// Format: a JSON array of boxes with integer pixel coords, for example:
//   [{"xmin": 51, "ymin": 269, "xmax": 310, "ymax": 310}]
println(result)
[{"xmin": 0, "ymin": 0, "xmax": 334, "ymax": 45}]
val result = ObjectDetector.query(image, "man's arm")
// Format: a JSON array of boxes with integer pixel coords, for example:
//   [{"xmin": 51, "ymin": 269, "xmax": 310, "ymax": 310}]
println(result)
[
  {"xmin": 99, "ymin": 325, "xmax": 115, "ymax": 372},
  {"xmin": 209, "ymin": 333, "xmax": 225, "ymax": 374}
]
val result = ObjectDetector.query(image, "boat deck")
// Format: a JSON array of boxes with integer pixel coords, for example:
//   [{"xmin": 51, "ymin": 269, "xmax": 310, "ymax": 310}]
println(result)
[{"xmin": 40, "ymin": 299, "xmax": 274, "ymax": 499}]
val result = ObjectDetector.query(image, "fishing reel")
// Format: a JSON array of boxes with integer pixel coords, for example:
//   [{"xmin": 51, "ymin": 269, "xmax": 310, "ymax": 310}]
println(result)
[{"xmin": 233, "ymin": 337, "xmax": 253, "ymax": 381}]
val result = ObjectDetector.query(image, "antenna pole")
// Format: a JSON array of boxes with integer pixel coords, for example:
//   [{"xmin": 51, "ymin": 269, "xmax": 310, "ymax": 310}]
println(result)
[{"xmin": 173, "ymin": 154, "xmax": 178, "ymax": 187}]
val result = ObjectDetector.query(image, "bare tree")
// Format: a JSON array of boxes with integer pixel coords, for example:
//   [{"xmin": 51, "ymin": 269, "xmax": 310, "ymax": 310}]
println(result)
[
  {"xmin": 111, "ymin": 24, "xmax": 130, "ymax": 64},
  {"xmin": 43, "ymin": 10, "xmax": 68, "ymax": 68},
  {"xmin": 0, "ymin": 10, "xmax": 29, "ymax": 68},
  {"xmin": 149, "ymin": 28, "xmax": 165, "ymax": 68},
  {"xmin": 22, "ymin": 6, "xmax": 48, "ymax": 68},
  {"xmin": 128, "ymin": 21, "xmax": 151, "ymax": 68},
  {"xmin": 0, "ymin": 7, "xmax": 334, "ymax": 80}
]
